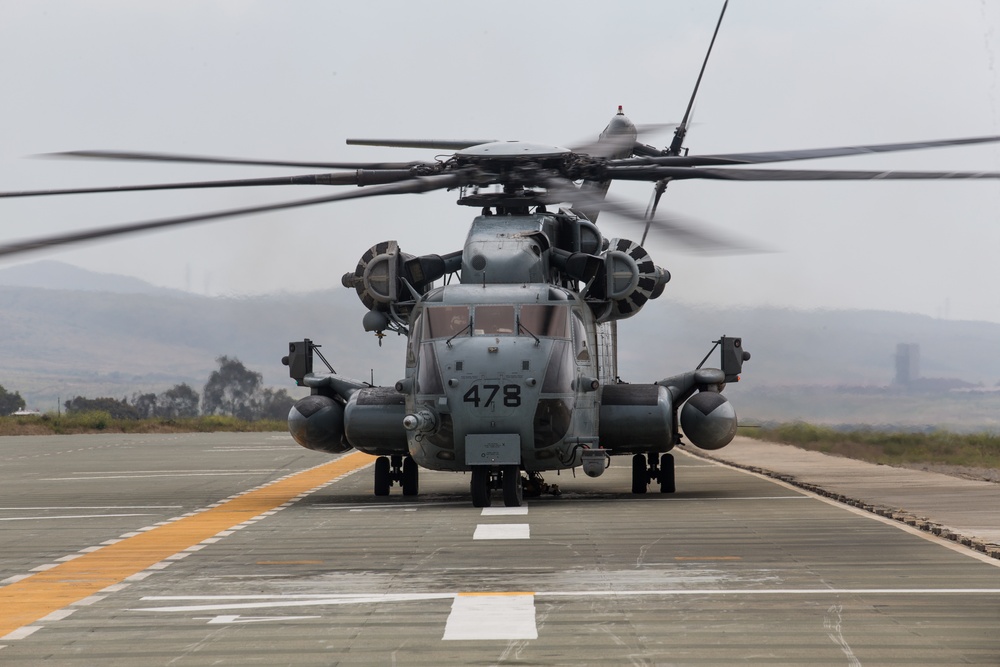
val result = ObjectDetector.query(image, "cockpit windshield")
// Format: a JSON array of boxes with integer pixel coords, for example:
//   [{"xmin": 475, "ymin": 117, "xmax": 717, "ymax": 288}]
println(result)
[
  {"xmin": 424, "ymin": 306, "xmax": 471, "ymax": 339},
  {"xmin": 474, "ymin": 305, "xmax": 515, "ymax": 335},
  {"xmin": 422, "ymin": 304, "xmax": 570, "ymax": 339},
  {"xmin": 519, "ymin": 305, "xmax": 569, "ymax": 338}
]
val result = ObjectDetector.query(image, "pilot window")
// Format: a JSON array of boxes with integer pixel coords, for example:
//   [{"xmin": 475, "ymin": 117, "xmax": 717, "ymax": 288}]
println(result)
[
  {"xmin": 572, "ymin": 310, "xmax": 590, "ymax": 361},
  {"xmin": 519, "ymin": 305, "xmax": 569, "ymax": 338},
  {"xmin": 473, "ymin": 305, "xmax": 515, "ymax": 335},
  {"xmin": 424, "ymin": 306, "xmax": 471, "ymax": 339}
]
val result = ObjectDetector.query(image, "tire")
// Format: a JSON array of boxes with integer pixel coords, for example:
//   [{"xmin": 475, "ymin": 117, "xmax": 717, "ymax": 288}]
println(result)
[
  {"xmin": 502, "ymin": 465, "xmax": 523, "ymax": 507},
  {"xmin": 402, "ymin": 456, "xmax": 419, "ymax": 496},
  {"xmin": 659, "ymin": 453, "xmax": 676, "ymax": 494},
  {"xmin": 470, "ymin": 466, "xmax": 492, "ymax": 507},
  {"xmin": 631, "ymin": 454, "xmax": 648, "ymax": 494},
  {"xmin": 374, "ymin": 456, "xmax": 391, "ymax": 496}
]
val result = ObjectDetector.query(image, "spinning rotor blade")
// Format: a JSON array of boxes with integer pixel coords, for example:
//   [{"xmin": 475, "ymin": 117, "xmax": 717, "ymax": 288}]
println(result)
[
  {"xmin": 0, "ymin": 171, "xmax": 474, "ymax": 259},
  {"xmin": 347, "ymin": 138, "xmax": 497, "ymax": 150},
  {"xmin": 42, "ymin": 149, "xmax": 429, "ymax": 171},
  {"xmin": 614, "ymin": 135, "xmax": 1000, "ymax": 167},
  {"xmin": 0, "ymin": 170, "xmax": 417, "ymax": 199},
  {"xmin": 606, "ymin": 166, "xmax": 1000, "ymax": 182},
  {"xmin": 543, "ymin": 177, "xmax": 764, "ymax": 255}
]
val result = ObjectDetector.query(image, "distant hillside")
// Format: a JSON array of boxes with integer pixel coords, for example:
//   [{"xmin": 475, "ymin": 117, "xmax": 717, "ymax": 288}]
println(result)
[
  {"xmin": 0, "ymin": 260, "xmax": 185, "ymax": 295},
  {"xmin": 3, "ymin": 262, "xmax": 1000, "ymax": 427}
]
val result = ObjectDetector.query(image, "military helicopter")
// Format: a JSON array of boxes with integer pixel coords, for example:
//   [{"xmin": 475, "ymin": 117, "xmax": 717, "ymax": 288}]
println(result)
[{"xmin": 3, "ymin": 2, "xmax": 1000, "ymax": 507}]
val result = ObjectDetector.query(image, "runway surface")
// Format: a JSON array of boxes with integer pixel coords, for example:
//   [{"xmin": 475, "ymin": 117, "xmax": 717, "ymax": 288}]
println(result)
[{"xmin": 0, "ymin": 432, "xmax": 998, "ymax": 665}]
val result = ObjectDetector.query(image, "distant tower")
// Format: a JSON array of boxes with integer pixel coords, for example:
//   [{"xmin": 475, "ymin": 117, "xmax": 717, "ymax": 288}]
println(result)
[{"xmin": 894, "ymin": 343, "xmax": 920, "ymax": 385}]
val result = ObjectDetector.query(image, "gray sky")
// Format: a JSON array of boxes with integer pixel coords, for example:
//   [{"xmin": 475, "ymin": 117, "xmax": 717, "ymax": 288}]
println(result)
[{"xmin": 2, "ymin": 1, "xmax": 999, "ymax": 322}]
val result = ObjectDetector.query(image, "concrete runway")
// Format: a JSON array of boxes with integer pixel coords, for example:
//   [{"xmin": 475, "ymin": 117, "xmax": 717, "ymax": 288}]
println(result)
[{"xmin": 0, "ymin": 432, "xmax": 998, "ymax": 665}]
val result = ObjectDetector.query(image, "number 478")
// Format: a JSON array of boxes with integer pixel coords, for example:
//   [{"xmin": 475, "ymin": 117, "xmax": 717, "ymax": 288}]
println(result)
[{"xmin": 463, "ymin": 383, "xmax": 521, "ymax": 408}]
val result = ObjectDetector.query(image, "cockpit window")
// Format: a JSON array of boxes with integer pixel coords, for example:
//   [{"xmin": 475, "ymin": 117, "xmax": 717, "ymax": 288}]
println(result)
[
  {"xmin": 474, "ymin": 305, "xmax": 515, "ymax": 335},
  {"xmin": 424, "ymin": 306, "xmax": 471, "ymax": 339},
  {"xmin": 519, "ymin": 305, "xmax": 569, "ymax": 338}
]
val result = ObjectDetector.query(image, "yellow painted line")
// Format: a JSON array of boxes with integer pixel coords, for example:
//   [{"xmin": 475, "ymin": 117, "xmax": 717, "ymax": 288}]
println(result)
[
  {"xmin": 0, "ymin": 451, "xmax": 374, "ymax": 639},
  {"xmin": 674, "ymin": 556, "xmax": 743, "ymax": 561}
]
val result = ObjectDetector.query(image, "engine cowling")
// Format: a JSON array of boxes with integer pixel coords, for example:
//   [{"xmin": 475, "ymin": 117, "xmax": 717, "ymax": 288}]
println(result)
[
  {"xmin": 594, "ymin": 239, "xmax": 669, "ymax": 322},
  {"xmin": 680, "ymin": 391, "xmax": 738, "ymax": 450},
  {"xmin": 599, "ymin": 384, "xmax": 674, "ymax": 453},
  {"xmin": 344, "ymin": 387, "xmax": 409, "ymax": 456},
  {"xmin": 288, "ymin": 395, "xmax": 351, "ymax": 454},
  {"xmin": 342, "ymin": 240, "xmax": 414, "ymax": 313}
]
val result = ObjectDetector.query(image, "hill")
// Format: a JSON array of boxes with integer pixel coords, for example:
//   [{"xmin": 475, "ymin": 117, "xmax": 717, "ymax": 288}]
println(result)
[{"xmin": 2, "ymin": 262, "xmax": 999, "ymax": 428}]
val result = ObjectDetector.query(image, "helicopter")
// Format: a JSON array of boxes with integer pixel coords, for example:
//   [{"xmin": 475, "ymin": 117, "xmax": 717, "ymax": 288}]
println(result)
[{"xmin": 3, "ymin": 3, "xmax": 1000, "ymax": 508}]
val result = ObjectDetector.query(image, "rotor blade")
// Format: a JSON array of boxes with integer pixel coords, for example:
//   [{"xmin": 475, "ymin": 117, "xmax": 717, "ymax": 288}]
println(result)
[
  {"xmin": 542, "ymin": 176, "xmax": 765, "ymax": 255},
  {"xmin": 606, "ymin": 165, "xmax": 1000, "ymax": 182},
  {"xmin": 0, "ymin": 170, "xmax": 418, "ymax": 199},
  {"xmin": 40, "ymin": 149, "xmax": 429, "ymax": 171},
  {"xmin": 0, "ymin": 171, "xmax": 473, "ymax": 259},
  {"xmin": 346, "ymin": 139, "xmax": 497, "ymax": 150},
  {"xmin": 613, "ymin": 135, "xmax": 1000, "ymax": 167}
]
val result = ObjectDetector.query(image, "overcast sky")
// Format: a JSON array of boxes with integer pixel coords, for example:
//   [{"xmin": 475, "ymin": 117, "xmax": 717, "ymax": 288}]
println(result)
[{"xmin": 2, "ymin": 1, "xmax": 999, "ymax": 323}]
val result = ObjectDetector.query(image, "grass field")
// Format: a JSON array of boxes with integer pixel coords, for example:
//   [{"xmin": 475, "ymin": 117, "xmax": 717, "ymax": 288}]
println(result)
[
  {"xmin": 741, "ymin": 423, "xmax": 1000, "ymax": 470},
  {"xmin": 0, "ymin": 412, "xmax": 286, "ymax": 436}
]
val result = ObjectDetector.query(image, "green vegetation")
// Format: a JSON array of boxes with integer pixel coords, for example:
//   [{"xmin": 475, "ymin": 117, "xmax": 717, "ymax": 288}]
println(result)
[
  {"xmin": 740, "ymin": 423, "xmax": 1000, "ymax": 469},
  {"xmin": 0, "ymin": 412, "xmax": 286, "ymax": 436}
]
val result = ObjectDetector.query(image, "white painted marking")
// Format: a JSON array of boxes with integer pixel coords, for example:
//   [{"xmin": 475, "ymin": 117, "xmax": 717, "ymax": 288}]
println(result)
[
  {"xmin": 0, "ymin": 513, "xmax": 156, "ymax": 522},
  {"xmin": 443, "ymin": 594, "xmax": 537, "ymax": 640},
  {"xmin": 73, "ymin": 595, "xmax": 106, "ymax": 606},
  {"xmin": 42, "ymin": 472, "xmax": 275, "ymax": 481},
  {"xmin": 0, "ymin": 506, "xmax": 183, "ymax": 510},
  {"xmin": 474, "ymin": 524, "xmax": 530, "ymax": 540},
  {"xmin": 481, "ymin": 506, "xmax": 529, "ymax": 516},
  {"xmin": 0, "ymin": 575, "xmax": 31, "ymax": 585},
  {"xmin": 39, "ymin": 609, "xmax": 76, "ymax": 622},
  {"xmin": 1, "ymin": 626, "xmax": 42, "ymax": 641},
  {"xmin": 134, "ymin": 593, "xmax": 454, "ymax": 613},
  {"xmin": 312, "ymin": 501, "xmax": 468, "ymax": 511},
  {"xmin": 29, "ymin": 563, "xmax": 59, "ymax": 572},
  {"xmin": 202, "ymin": 615, "xmax": 321, "ymax": 624}
]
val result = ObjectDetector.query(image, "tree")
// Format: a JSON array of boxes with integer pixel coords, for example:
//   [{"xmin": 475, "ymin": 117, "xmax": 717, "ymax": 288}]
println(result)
[
  {"xmin": 202, "ymin": 356, "xmax": 263, "ymax": 420},
  {"xmin": 157, "ymin": 383, "xmax": 200, "ymax": 419},
  {"xmin": 64, "ymin": 396, "xmax": 138, "ymax": 419},
  {"xmin": 0, "ymin": 384, "xmax": 26, "ymax": 415},
  {"xmin": 255, "ymin": 387, "xmax": 295, "ymax": 421},
  {"xmin": 131, "ymin": 392, "xmax": 159, "ymax": 419}
]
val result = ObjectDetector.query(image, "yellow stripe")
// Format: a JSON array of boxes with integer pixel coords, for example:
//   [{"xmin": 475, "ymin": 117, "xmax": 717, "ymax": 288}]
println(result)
[{"xmin": 0, "ymin": 451, "xmax": 374, "ymax": 638}]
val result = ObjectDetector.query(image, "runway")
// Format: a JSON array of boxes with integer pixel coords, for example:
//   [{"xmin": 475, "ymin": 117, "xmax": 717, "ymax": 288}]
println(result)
[{"xmin": 1, "ymin": 432, "xmax": 998, "ymax": 665}]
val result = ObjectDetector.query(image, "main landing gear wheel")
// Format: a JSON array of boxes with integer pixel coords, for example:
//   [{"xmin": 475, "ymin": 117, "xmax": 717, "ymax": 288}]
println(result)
[
  {"xmin": 374, "ymin": 456, "xmax": 391, "ymax": 496},
  {"xmin": 501, "ymin": 464, "xmax": 523, "ymax": 507},
  {"xmin": 471, "ymin": 466, "xmax": 492, "ymax": 508},
  {"xmin": 402, "ymin": 456, "xmax": 419, "ymax": 496},
  {"xmin": 631, "ymin": 454, "xmax": 648, "ymax": 494},
  {"xmin": 632, "ymin": 452, "xmax": 677, "ymax": 494},
  {"xmin": 659, "ymin": 453, "xmax": 675, "ymax": 494}
]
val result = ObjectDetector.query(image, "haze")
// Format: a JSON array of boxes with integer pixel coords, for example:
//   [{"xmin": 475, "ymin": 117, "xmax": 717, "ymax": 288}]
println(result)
[{"xmin": 1, "ymin": 1, "xmax": 998, "ymax": 323}]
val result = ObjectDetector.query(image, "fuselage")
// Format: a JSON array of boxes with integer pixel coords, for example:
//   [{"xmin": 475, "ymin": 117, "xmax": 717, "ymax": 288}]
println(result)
[{"xmin": 402, "ymin": 284, "xmax": 601, "ymax": 472}]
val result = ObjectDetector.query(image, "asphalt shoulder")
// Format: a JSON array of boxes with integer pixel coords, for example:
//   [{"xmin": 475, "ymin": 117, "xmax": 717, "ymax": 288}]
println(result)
[{"xmin": 693, "ymin": 436, "xmax": 1000, "ymax": 560}]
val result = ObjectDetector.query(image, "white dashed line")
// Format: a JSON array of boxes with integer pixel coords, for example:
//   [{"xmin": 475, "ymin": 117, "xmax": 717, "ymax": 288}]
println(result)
[
  {"xmin": 443, "ymin": 594, "xmax": 537, "ymax": 640},
  {"xmin": 473, "ymin": 524, "xmax": 530, "ymax": 540}
]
